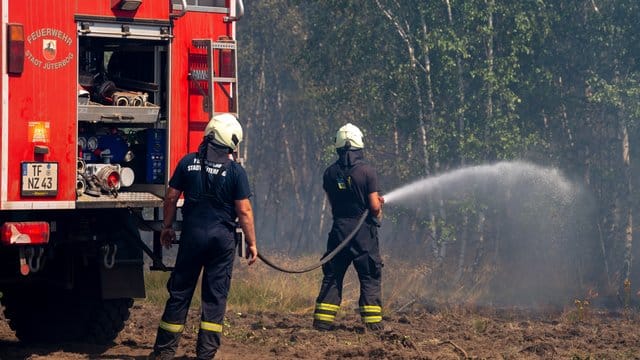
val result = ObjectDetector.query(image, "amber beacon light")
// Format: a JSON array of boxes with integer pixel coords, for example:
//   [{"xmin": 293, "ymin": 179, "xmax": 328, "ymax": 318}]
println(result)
[{"xmin": 111, "ymin": 0, "xmax": 142, "ymax": 11}]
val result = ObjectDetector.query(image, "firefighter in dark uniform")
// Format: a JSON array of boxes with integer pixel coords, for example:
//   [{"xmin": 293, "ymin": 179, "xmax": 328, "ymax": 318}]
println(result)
[
  {"xmin": 150, "ymin": 113, "xmax": 258, "ymax": 360},
  {"xmin": 313, "ymin": 123, "xmax": 385, "ymax": 331}
]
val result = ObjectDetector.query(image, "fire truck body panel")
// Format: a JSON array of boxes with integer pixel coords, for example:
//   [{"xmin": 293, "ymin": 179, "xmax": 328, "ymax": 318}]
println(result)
[
  {"xmin": 5, "ymin": 0, "xmax": 77, "ymax": 208},
  {"xmin": 76, "ymin": 0, "xmax": 170, "ymax": 20}
]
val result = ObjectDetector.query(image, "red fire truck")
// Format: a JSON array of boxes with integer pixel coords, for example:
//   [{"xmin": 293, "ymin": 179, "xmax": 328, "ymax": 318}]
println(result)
[{"xmin": 0, "ymin": 0, "xmax": 242, "ymax": 343}]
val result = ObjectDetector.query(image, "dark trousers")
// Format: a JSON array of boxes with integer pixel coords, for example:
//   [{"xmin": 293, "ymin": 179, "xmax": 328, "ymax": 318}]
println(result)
[
  {"xmin": 153, "ymin": 221, "xmax": 235, "ymax": 360},
  {"xmin": 314, "ymin": 219, "xmax": 383, "ymax": 327}
]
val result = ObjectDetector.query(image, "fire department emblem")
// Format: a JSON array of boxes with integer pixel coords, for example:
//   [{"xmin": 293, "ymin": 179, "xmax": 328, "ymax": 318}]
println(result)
[
  {"xmin": 42, "ymin": 39, "xmax": 57, "ymax": 61},
  {"xmin": 26, "ymin": 28, "xmax": 73, "ymax": 70}
]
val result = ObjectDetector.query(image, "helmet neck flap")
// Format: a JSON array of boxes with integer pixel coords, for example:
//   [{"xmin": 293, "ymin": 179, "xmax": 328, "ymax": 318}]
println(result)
[
  {"xmin": 337, "ymin": 148, "xmax": 364, "ymax": 168},
  {"xmin": 198, "ymin": 135, "xmax": 232, "ymax": 162}
]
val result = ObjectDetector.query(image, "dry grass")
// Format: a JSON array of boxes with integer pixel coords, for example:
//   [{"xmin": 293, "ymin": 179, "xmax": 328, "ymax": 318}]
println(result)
[
  {"xmin": 142, "ymin": 254, "xmax": 427, "ymax": 315},
  {"xmin": 228, "ymin": 254, "xmax": 324, "ymax": 313},
  {"xmin": 382, "ymin": 256, "xmax": 432, "ymax": 312},
  {"xmin": 142, "ymin": 271, "xmax": 168, "ymax": 305},
  {"xmin": 144, "ymin": 254, "xmax": 332, "ymax": 313}
]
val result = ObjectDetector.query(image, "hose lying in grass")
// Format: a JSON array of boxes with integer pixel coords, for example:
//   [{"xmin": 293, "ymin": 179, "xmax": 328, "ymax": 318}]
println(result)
[
  {"xmin": 257, "ymin": 210, "xmax": 369, "ymax": 274},
  {"xmin": 131, "ymin": 209, "xmax": 368, "ymax": 274}
]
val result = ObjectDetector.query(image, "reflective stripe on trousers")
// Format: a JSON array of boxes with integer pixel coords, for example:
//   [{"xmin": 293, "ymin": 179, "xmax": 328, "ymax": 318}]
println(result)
[
  {"xmin": 159, "ymin": 320, "xmax": 185, "ymax": 333},
  {"xmin": 200, "ymin": 321, "xmax": 223, "ymax": 333},
  {"xmin": 313, "ymin": 302, "xmax": 340, "ymax": 323},
  {"xmin": 360, "ymin": 305, "xmax": 382, "ymax": 323}
]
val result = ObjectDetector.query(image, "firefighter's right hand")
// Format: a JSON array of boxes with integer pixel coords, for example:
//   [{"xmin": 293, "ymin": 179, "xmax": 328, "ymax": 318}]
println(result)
[
  {"xmin": 246, "ymin": 245, "xmax": 258, "ymax": 265},
  {"xmin": 160, "ymin": 228, "xmax": 176, "ymax": 249}
]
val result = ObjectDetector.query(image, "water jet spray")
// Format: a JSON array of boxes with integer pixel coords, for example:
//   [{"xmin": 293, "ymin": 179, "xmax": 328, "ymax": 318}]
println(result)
[{"xmin": 383, "ymin": 161, "xmax": 576, "ymax": 206}]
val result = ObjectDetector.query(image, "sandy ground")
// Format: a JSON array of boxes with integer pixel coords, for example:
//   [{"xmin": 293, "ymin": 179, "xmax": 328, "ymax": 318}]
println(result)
[{"xmin": 2, "ymin": 301, "xmax": 640, "ymax": 359}]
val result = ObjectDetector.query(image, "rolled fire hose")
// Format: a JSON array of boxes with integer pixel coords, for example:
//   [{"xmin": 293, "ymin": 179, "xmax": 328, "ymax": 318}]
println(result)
[
  {"xmin": 131, "ymin": 96, "xmax": 144, "ymax": 107},
  {"xmin": 257, "ymin": 209, "xmax": 369, "ymax": 274},
  {"xmin": 77, "ymin": 158, "xmax": 86, "ymax": 173},
  {"xmin": 76, "ymin": 159, "xmax": 87, "ymax": 196},
  {"xmin": 76, "ymin": 174, "xmax": 86, "ymax": 196},
  {"xmin": 115, "ymin": 96, "xmax": 129, "ymax": 106}
]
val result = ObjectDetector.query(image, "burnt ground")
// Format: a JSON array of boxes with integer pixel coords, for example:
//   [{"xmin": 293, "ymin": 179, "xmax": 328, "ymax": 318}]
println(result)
[{"xmin": 1, "ymin": 302, "xmax": 640, "ymax": 359}]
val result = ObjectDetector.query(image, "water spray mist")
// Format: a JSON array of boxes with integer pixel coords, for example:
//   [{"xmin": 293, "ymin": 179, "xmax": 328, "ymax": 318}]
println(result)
[{"xmin": 380, "ymin": 160, "xmax": 587, "ymax": 308}]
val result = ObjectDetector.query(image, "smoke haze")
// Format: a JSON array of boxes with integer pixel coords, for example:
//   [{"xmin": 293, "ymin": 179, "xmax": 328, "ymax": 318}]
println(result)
[{"xmin": 380, "ymin": 161, "xmax": 594, "ymax": 308}]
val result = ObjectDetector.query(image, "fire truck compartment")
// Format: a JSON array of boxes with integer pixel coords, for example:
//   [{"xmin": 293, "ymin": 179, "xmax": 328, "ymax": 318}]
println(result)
[
  {"xmin": 78, "ymin": 36, "xmax": 167, "ymax": 123},
  {"xmin": 76, "ymin": 27, "xmax": 169, "ymax": 206}
]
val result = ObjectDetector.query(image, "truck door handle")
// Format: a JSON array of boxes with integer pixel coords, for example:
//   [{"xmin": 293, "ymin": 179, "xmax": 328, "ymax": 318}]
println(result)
[{"xmin": 100, "ymin": 115, "xmax": 135, "ymax": 122}]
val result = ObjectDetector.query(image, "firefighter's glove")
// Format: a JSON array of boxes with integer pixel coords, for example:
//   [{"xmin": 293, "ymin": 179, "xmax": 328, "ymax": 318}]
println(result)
[{"xmin": 160, "ymin": 228, "xmax": 176, "ymax": 249}]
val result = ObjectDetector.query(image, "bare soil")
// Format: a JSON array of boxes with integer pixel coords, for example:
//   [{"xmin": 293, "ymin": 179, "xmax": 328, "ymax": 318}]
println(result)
[{"xmin": 1, "ymin": 302, "xmax": 640, "ymax": 359}]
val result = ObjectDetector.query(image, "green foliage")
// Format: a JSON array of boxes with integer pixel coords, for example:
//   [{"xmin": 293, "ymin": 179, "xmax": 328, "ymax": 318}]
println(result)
[{"xmin": 238, "ymin": 0, "xmax": 640, "ymax": 295}]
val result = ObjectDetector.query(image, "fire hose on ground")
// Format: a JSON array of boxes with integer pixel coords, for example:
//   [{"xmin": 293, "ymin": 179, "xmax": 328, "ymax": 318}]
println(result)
[
  {"xmin": 129, "ymin": 209, "xmax": 369, "ymax": 274},
  {"xmin": 256, "ymin": 209, "xmax": 369, "ymax": 274}
]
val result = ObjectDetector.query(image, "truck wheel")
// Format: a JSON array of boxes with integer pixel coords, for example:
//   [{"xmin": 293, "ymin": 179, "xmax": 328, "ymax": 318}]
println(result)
[
  {"xmin": 85, "ymin": 298, "xmax": 134, "ymax": 344},
  {"xmin": 2, "ymin": 289, "xmax": 133, "ymax": 344}
]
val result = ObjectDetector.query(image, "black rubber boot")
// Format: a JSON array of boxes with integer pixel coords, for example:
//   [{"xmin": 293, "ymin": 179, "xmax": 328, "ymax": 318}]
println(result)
[{"xmin": 312, "ymin": 320, "xmax": 335, "ymax": 331}]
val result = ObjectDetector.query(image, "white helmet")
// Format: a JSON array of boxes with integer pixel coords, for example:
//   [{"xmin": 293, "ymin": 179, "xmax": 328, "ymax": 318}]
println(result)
[
  {"xmin": 204, "ymin": 113, "xmax": 243, "ymax": 151},
  {"xmin": 335, "ymin": 123, "xmax": 364, "ymax": 149}
]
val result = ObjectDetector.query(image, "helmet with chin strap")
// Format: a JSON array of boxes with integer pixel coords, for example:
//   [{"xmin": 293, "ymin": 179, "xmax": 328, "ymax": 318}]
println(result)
[
  {"xmin": 204, "ymin": 113, "xmax": 243, "ymax": 151},
  {"xmin": 334, "ymin": 123, "xmax": 364, "ymax": 149}
]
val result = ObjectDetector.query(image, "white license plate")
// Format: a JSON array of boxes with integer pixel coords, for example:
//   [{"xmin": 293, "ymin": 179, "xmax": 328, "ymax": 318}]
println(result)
[{"xmin": 21, "ymin": 162, "xmax": 58, "ymax": 196}]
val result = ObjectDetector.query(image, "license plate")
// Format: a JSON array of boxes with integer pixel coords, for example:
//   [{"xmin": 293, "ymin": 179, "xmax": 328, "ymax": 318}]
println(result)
[{"xmin": 21, "ymin": 162, "xmax": 58, "ymax": 196}]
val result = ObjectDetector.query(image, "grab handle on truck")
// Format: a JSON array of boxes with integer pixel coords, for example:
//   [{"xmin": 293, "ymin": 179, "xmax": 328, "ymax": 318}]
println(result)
[{"xmin": 100, "ymin": 115, "xmax": 135, "ymax": 122}]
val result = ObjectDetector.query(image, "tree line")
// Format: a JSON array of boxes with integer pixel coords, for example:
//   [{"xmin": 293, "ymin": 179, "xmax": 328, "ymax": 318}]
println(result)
[{"xmin": 237, "ymin": 0, "xmax": 640, "ymax": 306}]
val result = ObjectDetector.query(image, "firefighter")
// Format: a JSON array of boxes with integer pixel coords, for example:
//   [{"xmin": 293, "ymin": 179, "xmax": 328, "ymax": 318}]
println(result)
[
  {"xmin": 313, "ymin": 123, "xmax": 385, "ymax": 332},
  {"xmin": 150, "ymin": 113, "xmax": 258, "ymax": 360}
]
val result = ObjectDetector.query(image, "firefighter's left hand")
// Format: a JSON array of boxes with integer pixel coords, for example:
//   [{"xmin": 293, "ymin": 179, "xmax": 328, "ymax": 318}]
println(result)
[
  {"xmin": 246, "ymin": 245, "xmax": 258, "ymax": 265},
  {"xmin": 160, "ymin": 228, "xmax": 176, "ymax": 249}
]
